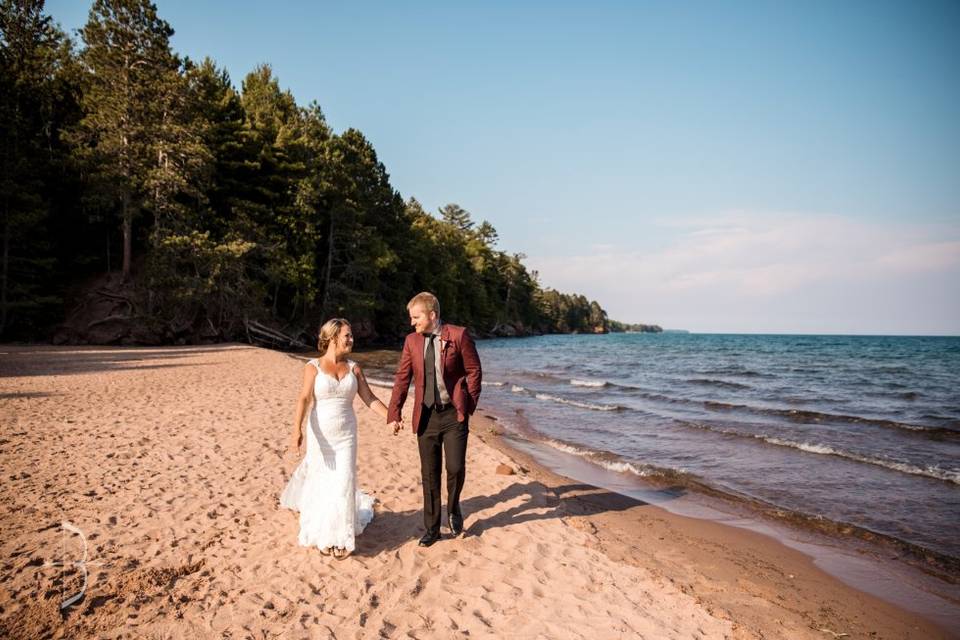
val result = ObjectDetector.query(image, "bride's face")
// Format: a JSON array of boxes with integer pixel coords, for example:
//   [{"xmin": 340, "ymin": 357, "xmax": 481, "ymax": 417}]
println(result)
[{"xmin": 335, "ymin": 325, "xmax": 354, "ymax": 354}]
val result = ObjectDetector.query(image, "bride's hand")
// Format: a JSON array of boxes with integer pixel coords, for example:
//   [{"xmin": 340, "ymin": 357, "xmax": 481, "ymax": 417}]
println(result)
[{"xmin": 288, "ymin": 431, "xmax": 303, "ymax": 457}]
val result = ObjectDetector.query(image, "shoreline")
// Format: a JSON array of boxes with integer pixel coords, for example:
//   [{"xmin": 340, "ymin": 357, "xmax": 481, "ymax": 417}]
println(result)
[
  {"xmin": 350, "ymin": 348, "xmax": 960, "ymax": 637},
  {"xmin": 1, "ymin": 343, "xmax": 956, "ymax": 639},
  {"xmin": 472, "ymin": 413, "xmax": 960, "ymax": 636}
]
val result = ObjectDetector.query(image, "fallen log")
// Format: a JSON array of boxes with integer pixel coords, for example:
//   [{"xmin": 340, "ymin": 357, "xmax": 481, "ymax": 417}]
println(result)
[{"xmin": 244, "ymin": 319, "xmax": 310, "ymax": 350}]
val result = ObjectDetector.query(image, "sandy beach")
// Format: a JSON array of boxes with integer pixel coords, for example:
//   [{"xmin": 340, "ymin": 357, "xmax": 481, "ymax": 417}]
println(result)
[{"xmin": 0, "ymin": 344, "xmax": 954, "ymax": 639}]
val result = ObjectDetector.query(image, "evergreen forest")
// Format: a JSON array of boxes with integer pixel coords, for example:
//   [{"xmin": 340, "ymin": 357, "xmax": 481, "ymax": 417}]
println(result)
[{"xmin": 0, "ymin": 0, "xmax": 661, "ymax": 345}]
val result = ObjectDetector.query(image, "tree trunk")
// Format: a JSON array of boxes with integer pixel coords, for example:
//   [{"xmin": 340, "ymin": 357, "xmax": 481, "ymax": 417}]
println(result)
[
  {"xmin": 121, "ymin": 54, "xmax": 131, "ymax": 280},
  {"xmin": 122, "ymin": 193, "xmax": 132, "ymax": 280},
  {"xmin": 0, "ymin": 215, "xmax": 9, "ymax": 336},
  {"xmin": 320, "ymin": 216, "xmax": 335, "ymax": 318},
  {"xmin": 154, "ymin": 146, "xmax": 163, "ymax": 245},
  {"xmin": 289, "ymin": 293, "xmax": 299, "ymax": 322}
]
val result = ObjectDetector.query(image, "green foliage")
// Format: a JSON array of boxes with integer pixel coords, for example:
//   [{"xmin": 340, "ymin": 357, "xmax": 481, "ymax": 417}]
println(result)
[
  {"xmin": 1, "ymin": 0, "xmax": 658, "ymax": 343},
  {"xmin": 145, "ymin": 229, "xmax": 259, "ymax": 339},
  {"xmin": 607, "ymin": 319, "xmax": 663, "ymax": 333},
  {"xmin": 0, "ymin": 0, "xmax": 81, "ymax": 337},
  {"xmin": 534, "ymin": 289, "xmax": 609, "ymax": 334}
]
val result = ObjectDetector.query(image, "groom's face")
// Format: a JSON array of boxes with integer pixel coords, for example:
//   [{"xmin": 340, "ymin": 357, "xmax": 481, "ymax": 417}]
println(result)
[{"xmin": 409, "ymin": 303, "xmax": 437, "ymax": 335}]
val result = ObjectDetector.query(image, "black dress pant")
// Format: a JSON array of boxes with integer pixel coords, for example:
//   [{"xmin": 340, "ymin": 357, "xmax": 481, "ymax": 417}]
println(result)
[{"xmin": 417, "ymin": 404, "xmax": 468, "ymax": 535}]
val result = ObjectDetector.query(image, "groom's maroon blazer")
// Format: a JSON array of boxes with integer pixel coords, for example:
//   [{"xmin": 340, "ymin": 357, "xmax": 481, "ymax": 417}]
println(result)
[{"xmin": 388, "ymin": 322, "xmax": 482, "ymax": 433}]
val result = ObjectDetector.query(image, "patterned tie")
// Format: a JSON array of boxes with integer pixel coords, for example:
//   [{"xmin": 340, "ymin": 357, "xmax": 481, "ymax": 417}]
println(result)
[{"xmin": 423, "ymin": 334, "xmax": 440, "ymax": 408}]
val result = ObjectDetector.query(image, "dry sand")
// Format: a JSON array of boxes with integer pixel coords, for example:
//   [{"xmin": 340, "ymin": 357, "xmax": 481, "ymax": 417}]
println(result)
[{"xmin": 0, "ymin": 344, "xmax": 953, "ymax": 639}]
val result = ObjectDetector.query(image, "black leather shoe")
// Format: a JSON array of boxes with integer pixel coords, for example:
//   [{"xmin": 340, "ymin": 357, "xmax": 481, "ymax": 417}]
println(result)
[
  {"xmin": 418, "ymin": 532, "xmax": 441, "ymax": 547},
  {"xmin": 448, "ymin": 512, "xmax": 464, "ymax": 537}
]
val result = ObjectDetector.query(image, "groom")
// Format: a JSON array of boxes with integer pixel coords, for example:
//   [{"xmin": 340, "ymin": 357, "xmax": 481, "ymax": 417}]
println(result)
[{"xmin": 388, "ymin": 292, "xmax": 482, "ymax": 547}]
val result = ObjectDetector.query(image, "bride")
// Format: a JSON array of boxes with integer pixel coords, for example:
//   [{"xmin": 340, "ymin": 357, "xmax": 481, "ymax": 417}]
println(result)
[{"xmin": 280, "ymin": 318, "xmax": 399, "ymax": 559}]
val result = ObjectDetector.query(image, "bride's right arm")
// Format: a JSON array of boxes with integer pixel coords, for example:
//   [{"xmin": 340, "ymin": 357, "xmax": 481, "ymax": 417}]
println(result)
[{"xmin": 290, "ymin": 364, "xmax": 317, "ymax": 449}]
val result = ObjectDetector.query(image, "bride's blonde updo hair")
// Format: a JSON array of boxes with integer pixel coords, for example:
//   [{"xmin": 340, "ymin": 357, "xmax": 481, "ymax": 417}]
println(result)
[{"xmin": 317, "ymin": 318, "xmax": 351, "ymax": 355}]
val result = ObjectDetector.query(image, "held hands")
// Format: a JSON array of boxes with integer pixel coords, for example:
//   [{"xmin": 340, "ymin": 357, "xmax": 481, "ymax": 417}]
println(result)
[{"xmin": 388, "ymin": 420, "xmax": 403, "ymax": 436}]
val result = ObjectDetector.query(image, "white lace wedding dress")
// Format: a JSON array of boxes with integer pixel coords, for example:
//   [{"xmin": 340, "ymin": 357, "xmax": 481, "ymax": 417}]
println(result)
[{"xmin": 280, "ymin": 358, "xmax": 374, "ymax": 552}]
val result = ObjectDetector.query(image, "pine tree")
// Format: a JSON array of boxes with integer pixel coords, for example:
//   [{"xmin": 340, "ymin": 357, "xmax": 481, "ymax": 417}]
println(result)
[
  {"xmin": 237, "ymin": 64, "xmax": 306, "ymax": 319},
  {"xmin": 72, "ymin": 0, "xmax": 180, "ymax": 280},
  {"xmin": 314, "ymin": 128, "xmax": 404, "ymax": 329},
  {"xmin": 183, "ymin": 57, "xmax": 256, "ymax": 236},
  {"xmin": 439, "ymin": 203, "xmax": 473, "ymax": 233}
]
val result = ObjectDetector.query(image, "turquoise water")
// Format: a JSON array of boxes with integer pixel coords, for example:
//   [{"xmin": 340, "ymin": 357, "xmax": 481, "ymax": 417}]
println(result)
[{"xmin": 474, "ymin": 333, "xmax": 960, "ymax": 565}]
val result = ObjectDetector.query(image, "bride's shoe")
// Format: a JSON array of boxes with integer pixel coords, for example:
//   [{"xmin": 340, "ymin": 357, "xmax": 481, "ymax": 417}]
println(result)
[
  {"xmin": 332, "ymin": 547, "xmax": 351, "ymax": 560},
  {"xmin": 319, "ymin": 547, "xmax": 332, "ymax": 556}
]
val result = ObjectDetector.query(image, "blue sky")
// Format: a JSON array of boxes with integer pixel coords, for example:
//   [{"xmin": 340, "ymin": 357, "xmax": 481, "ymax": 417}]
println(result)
[{"xmin": 47, "ymin": 1, "xmax": 960, "ymax": 334}]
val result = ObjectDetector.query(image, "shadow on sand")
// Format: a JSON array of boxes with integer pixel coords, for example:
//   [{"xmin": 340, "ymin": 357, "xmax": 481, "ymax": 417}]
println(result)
[
  {"xmin": 0, "ymin": 344, "xmax": 250, "ymax": 378},
  {"xmin": 353, "ymin": 479, "xmax": 683, "ymax": 558}
]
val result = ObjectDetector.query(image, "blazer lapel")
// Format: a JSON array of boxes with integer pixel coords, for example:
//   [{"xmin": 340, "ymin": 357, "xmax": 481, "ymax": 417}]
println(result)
[
  {"xmin": 412, "ymin": 331, "xmax": 426, "ymax": 381},
  {"xmin": 440, "ymin": 324, "xmax": 451, "ymax": 351}
]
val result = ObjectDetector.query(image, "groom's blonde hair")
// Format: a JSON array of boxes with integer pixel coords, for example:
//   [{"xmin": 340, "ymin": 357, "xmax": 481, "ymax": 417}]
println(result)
[
  {"xmin": 407, "ymin": 292, "xmax": 439, "ymax": 316},
  {"xmin": 317, "ymin": 318, "xmax": 350, "ymax": 355}
]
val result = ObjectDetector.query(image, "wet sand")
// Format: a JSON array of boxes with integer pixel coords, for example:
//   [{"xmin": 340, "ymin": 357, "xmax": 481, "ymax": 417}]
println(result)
[{"xmin": 0, "ymin": 344, "xmax": 954, "ymax": 639}]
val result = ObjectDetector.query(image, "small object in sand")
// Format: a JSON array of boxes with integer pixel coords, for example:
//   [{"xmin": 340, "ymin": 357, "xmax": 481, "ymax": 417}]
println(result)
[{"xmin": 496, "ymin": 463, "xmax": 515, "ymax": 475}]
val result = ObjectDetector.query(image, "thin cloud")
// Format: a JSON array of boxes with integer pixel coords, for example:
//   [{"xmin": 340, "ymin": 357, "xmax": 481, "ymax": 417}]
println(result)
[{"xmin": 529, "ymin": 213, "xmax": 960, "ymax": 333}]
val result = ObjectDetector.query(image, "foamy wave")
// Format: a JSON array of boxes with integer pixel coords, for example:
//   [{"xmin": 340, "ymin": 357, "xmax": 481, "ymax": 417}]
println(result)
[
  {"xmin": 542, "ymin": 440, "xmax": 652, "ymax": 477},
  {"xmin": 874, "ymin": 461, "xmax": 960, "ymax": 484},
  {"xmin": 599, "ymin": 460, "xmax": 651, "ymax": 476},
  {"xmin": 483, "ymin": 381, "xmax": 507, "ymax": 387},
  {"xmin": 509, "ymin": 383, "xmax": 625, "ymax": 411},
  {"xmin": 761, "ymin": 437, "xmax": 960, "ymax": 484},
  {"xmin": 543, "ymin": 440, "xmax": 593, "ymax": 456},
  {"xmin": 570, "ymin": 378, "xmax": 608, "ymax": 388},
  {"xmin": 365, "ymin": 377, "xmax": 394, "ymax": 388},
  {"xmin": 763, "ymin": 438, "xmax": 837, "ymax": 456},
  {"xmin": 534, "ymin": 393, "xmax": 622, "ymax": 412}
]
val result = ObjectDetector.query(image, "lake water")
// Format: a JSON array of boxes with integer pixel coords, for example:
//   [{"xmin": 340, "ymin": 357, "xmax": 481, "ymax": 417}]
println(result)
[{"xmin": 472, "ymin": 333, "xmax": 960, "ymax": 568}]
